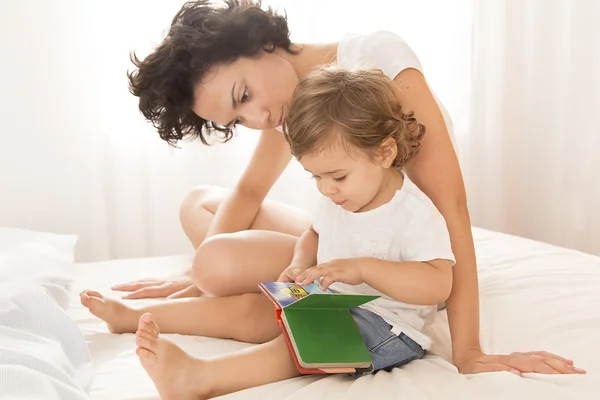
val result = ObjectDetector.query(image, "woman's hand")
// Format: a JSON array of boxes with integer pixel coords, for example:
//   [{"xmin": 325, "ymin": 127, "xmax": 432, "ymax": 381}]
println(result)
[
  {"xmin": 295, "ymin": 259, "xmax": 364, "ymax": 290},
  {"xmin": 455, "ymin": 349, "xmax": 586, "ymax": 376},
  {"xmin": 112, "ymin": 275, "xmax": 202, "ymax": 299}
]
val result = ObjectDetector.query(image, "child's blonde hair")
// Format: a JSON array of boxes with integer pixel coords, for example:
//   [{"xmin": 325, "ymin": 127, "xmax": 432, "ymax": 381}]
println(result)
[{"xmin": 283, "ymin": 67, "xmax": 425, "ymax": 168}]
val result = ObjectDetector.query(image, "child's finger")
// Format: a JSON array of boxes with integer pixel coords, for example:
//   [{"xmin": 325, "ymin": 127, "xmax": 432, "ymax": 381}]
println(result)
[
  {"xmin": 320, "ymin": 274, "xmax": 338, "ymax": 291},
  {"xmin": 295, "ymin": 270, "xmax": 309, "ymax": 281},
  {"xmin": 297, "ymin": 274, "xmax": 315, "ymax": 285},
  {"xmin": 296, "ymin": 267, "xmax": 318, "ymax": 283},
  {"xmin": 297, "ymin": 270, "xmax": 321, "ymax": 285}
]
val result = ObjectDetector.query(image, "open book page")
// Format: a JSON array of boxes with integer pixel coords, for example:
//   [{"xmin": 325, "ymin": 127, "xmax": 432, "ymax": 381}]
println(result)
[{"xmin": 260, "ymin": 281, "xmax": 332, "ymax": 308}]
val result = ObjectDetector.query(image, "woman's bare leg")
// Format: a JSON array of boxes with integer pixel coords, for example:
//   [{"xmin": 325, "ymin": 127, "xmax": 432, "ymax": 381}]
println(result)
[
  {"xmin": 111, "ymin": 186, "xmax": 311, "ymax": 299},
  {"xmin": 179, "ymin": 185, "xmax": 311, "ymax": 248},
  {"xmin": 80, "ymin": 291, "xmax": 280, "ymax": 343},
  {"xmin": 86, "ymin": 228, "xmax": 299, "ymax": 340},
  {"xmin": 135, "ymin": 313, "xmax": 300, "ymax": 400},
  {"xmin": 193, "ymin": 230, "xmax": 299, "ymax": 297}
]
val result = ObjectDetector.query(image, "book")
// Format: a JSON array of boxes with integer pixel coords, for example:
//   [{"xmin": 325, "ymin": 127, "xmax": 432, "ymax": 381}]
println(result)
[{"xmin": 259, "ymin": 281, "xmax": 379, "ymax": 374}]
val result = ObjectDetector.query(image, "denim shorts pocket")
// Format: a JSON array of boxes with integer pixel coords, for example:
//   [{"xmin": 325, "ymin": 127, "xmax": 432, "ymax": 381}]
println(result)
[{"xmin": 399, "ymin": 332, "xmax": 425, "ymax": 357}]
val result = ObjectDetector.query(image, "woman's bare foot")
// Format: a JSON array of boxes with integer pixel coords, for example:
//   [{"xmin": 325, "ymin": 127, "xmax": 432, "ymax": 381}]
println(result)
[
  {"xmin": 135, "ymin": 313, "xmax": 211, "ymax": 400},
  {"xmin": 80, "ymin": 290, "xmax": 140, "ymax": 333}
]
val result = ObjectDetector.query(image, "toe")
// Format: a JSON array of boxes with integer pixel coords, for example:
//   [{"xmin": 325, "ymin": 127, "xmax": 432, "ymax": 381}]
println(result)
[
  {"xmin": 136, "ymin": 334, "xmax": 158, "ymax": 353},
  {"xmin": 136, "ymin": 347, "xmax": 155, "ymax": 365},
  {"xmin": 138, "ymin": 313, "xmax": 153, "ymax": 329},
  {"xmin": 138, "ymin": 313, "xmax": 160, "ymax": 336},
  {"xmin": 136, "ymin": 328, "xmax": 158, "ymax": 350},
  {"xmin": 136, "ymin": 328, "xmax": 157, "ymax": 341},
  {"xmin": 148, "ymin": 319, "xmax": 160, "ymax": 335},
  {"xmin": 83, "ymin": 290, "xmax": 103, "ymax": 299},
  {"xmin": 140, "ymin": 320, "xmax": 160, "ymax": 336},
  {"xmin": 80, "ymin": 292, "xmax": 103, "ymax": 310},
  {"xmin": 79, "ymin": 292, "xmax": 88, "ymax": 304},
  {"xmin": 140, "ymin": 312, "xmax": 153, "ymax": 324}
]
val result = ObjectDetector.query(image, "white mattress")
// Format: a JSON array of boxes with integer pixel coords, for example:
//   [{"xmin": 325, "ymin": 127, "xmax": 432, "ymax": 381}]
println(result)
[{"xmin": 68, "ymin": 228, "xmax": 600, "ymax": 400}]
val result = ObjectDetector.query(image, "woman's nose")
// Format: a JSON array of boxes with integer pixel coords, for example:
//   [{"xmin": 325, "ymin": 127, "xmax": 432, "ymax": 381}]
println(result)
[{"xmin": 246, "ymin": 105, "xmax": 272, "ymax": 130}]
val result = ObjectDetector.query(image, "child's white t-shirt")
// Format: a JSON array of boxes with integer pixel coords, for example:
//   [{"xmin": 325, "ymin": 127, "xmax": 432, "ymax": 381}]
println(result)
[{"xmin": 311, "ymin": 176, "xmax": 456, "ymax": 350}]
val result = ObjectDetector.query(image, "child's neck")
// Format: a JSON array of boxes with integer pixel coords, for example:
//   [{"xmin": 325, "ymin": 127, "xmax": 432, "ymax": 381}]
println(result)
[{"xmin": 357, "ymin": 169, "xmax": 404, "ymax": 213}]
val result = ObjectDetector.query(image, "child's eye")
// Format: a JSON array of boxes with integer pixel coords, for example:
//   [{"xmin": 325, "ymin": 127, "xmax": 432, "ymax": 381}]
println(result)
[
  {"xmin": 311, "ymin": 175, "xmax": 321, "ymax": 180},
  {"xmin": 241, "ymin": 87, "xmax": 249, "ymax": 103},
  {"xmin": 333, "ymin": 176, "xmax": 347, "ymax": 182}
]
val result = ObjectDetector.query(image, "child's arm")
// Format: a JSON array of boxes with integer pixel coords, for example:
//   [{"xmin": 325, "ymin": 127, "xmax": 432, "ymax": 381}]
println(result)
[
  {"xmin": 278, "ymin": 226, "xmax": 319, "ymax": 282},
  {"xmin": 296, "ymin": 257, "xmax": 453, "ymax": 305},
  {"xmin": 359, "ymin": 258, "xmax": 453, "ymax": 305}
]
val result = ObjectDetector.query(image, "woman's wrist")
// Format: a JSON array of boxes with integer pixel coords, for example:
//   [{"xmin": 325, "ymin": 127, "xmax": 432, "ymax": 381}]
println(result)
[{"xmin": 453, "ymin": 346, "xmax": 484, "ymax": 365}]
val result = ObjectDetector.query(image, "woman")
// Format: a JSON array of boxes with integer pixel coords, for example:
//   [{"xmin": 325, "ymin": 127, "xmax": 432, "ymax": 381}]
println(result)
[{"xmin": 114, "ymin": 0, "xmax": 580, "ymax": 376}]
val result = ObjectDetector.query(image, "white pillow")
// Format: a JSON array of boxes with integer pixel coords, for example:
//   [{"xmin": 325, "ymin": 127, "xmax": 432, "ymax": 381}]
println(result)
[
  {"xmin": 0, "ymin": 227, "xmax": 78, "ymax": 263},
  {"xmin": 0, "ymin": 227, "xmax": 78, "ymax": 306}
]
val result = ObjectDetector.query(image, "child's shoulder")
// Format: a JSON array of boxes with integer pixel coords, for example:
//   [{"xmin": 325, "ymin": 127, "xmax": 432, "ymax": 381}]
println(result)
[{"xmin": 394, "ymin": 176, "xmax": 440, "ymax": 218}]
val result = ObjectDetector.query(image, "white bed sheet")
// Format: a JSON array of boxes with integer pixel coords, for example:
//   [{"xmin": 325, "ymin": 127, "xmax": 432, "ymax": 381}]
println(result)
[{"xmin": 68, "ymin": 228, "xmax": 600, "ymax": 400}]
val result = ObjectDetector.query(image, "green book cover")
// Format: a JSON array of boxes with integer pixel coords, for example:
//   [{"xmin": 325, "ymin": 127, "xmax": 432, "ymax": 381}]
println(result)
[{"xmin": 259, "ymin": 281, "xmax": 379, "ymax": 369}]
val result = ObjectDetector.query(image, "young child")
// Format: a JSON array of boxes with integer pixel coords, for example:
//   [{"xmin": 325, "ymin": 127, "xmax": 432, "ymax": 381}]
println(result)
[{"xmin": 81, "ymin": 67, "xmax": 455, "ymax": 400}]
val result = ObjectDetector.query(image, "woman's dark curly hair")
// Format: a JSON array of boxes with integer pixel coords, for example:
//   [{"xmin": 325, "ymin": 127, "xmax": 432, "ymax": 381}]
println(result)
[{"xmin": 127, "ymin": 0, "xmax": 297, "ymax": 146}]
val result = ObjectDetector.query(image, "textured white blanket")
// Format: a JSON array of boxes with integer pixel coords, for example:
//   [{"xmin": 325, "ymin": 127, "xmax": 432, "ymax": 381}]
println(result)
[{"xmin": 0, "ymin": 235, "xmax": 92, "ymax": 400}]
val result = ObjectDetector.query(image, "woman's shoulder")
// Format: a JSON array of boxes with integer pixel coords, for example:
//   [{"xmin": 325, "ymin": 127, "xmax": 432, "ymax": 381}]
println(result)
[{"xmin": 337, "ymin": 30, "xmax": 423, "ymax": 80}]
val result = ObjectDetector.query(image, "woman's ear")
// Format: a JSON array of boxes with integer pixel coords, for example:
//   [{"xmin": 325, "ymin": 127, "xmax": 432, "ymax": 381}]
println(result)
[{"xmin": 378, "ymin": 136, "xmax": 398, "ymax": 168}]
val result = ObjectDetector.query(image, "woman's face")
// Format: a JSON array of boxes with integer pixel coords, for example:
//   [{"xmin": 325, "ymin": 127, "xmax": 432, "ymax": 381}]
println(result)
[{"xmin": 192, "ymin": 50, "xmax": 299, "ymax": 131}]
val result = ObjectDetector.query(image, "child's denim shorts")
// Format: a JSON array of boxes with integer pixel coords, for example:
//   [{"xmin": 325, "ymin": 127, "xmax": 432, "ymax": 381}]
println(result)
[{"xmin": 350, "ymin": 307, "xmax": 424, "ymax": 375}]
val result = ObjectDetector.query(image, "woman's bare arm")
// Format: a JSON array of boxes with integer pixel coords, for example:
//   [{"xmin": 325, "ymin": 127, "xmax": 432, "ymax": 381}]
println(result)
[
  {"xmin": 112, "ymin": 128, "xmax": 292, "ymax": 299},
  {"xmin": 393, "ymin": 68, "xmax": 480, "ymax": 365},
  {"xmin": 392, "ymin": 68, "xmax": 583, "ymax": 375},
  {"xmin": 206, "ymin": 128, "xmax": 292, "ymax": 238}
]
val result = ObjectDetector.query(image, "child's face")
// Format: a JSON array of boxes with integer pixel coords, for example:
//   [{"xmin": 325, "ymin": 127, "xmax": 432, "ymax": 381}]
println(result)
[{"xmin": 300, "ymin": 142, "xmax": 390, "ymax": 213}]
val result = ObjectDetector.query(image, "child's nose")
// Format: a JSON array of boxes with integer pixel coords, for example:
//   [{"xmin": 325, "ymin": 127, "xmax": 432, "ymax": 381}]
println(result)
[{"xmin": 322, "ymin": 180, "xmax": 338, "ymax": 196}]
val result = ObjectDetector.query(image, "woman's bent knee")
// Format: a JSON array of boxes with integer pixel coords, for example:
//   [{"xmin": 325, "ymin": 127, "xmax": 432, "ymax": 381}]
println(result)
[
  {"xmin": 179, "ymin": 185, "xmax": 222, "ymax": 220},
  {"xmin": 179, "ymin": 185, "xmax": 227, "ymax": 247},
  {"xmin": 192, "ymin": 234, "xmax": 238, "ymax": 296}
]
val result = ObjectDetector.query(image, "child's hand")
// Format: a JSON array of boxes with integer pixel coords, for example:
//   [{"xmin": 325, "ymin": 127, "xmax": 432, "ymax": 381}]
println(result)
[
  {"xmin": 296, "ymin": 259, "xmax": 363, "ymax": 290},
  {"xmin": 277, "ymin": 265, "xmax": 308, "ymax": 283}
]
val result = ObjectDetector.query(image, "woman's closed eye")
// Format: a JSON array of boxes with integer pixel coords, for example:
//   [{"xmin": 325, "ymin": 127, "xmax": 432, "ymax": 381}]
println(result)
[
  {"xmin": 241, "ymin": 87, "xmax": 249, "ymax": 103},
  {"xmin": 229, "ymin": 88, "xmax": 249, "ymax": 127}
]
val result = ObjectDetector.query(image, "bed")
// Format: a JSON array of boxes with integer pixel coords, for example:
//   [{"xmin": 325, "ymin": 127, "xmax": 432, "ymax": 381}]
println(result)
[{"xmin": 3, "ymin": 227, "xmax": 600, "ymax": 399}]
